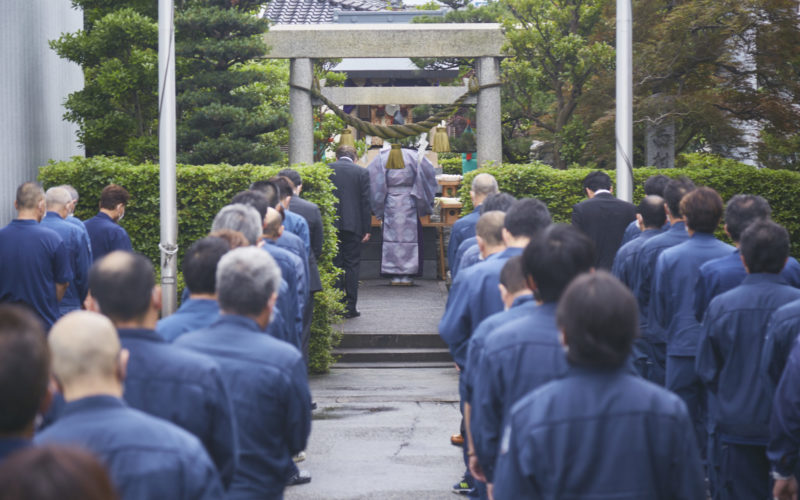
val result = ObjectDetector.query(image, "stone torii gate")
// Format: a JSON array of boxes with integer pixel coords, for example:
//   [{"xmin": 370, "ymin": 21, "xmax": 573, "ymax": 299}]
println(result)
[{"xmin": 263, "ymin": 23, "xmax": 505, "ymax": 168}]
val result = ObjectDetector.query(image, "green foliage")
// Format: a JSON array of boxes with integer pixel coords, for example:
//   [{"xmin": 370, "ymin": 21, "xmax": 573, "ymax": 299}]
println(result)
[
  {"xmin": 39, "ymin": 156, "xmax": 344, "ymax": 373},
  {"xmin": 439, "ymin": 157, "xmax": 463, "ymax": 176},
  {"xmin": 459, "ymin": 154, "xmax": 800, "ymax": 258}
]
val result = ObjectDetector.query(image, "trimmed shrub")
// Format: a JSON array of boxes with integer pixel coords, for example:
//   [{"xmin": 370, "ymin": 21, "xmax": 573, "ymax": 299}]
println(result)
[
  {"xmin": 39, "ymin": 156, "xmax": 343, "ymax": 373},
  {"xmin": 439, "ymin": 156, "xmax": 463, "ymax": 176},
  {"xmin": 459, "ymin": 154, "xmax": 800, "ymax": 258}
]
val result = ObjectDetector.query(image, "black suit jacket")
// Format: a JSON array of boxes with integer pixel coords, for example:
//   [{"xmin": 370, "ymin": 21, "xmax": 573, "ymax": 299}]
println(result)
[
  {"xmin": 289, "ymin": 196, "xmax": 323, "ymax": 293},
  {"xmin": 571, "ymin": 192, "xmax": 636, "ymax": 270},
  {"xmin": 329, "ymin": 160, "xmax": 371, "ymax": 237}
]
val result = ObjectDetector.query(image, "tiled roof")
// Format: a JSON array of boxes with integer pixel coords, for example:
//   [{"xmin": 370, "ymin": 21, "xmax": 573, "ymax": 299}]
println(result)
[{"xmin": 265, "ymin": 0, "xmax": 391, "ymax": 25}]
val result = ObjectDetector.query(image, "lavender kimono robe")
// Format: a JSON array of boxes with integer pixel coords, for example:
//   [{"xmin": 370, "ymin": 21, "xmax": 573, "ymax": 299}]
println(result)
[{"xmin": 368, "ymin": 148, "xmax": 437, "ymax": 276}]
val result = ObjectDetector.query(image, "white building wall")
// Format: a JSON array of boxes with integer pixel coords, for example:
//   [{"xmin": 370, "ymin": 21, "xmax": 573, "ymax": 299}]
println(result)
[{"xmin": 0, "ymin": 0, "xmax": 84, "ymax": 225}]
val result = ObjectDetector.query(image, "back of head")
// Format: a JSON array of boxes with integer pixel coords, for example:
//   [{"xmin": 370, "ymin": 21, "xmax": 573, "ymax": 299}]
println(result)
[
  {"xmin": 470, "ymin": 173, "xmax": 499, "ymax": 198},
  {"xmin": 278, "ymin": 169, "xmax": 303, "ymax": 188},
  {"xmin": 335, "ymin": 145, "xmax": 358, "ymax": 161},
  {"xmin": 557, "ymin": 271, "xmax": 638, "ymax": 369},
  {"xmin": 725, "ymin": 194, "xmax": 771, "ymax": 242},
  {"xmin": 99, "ymin": 185, "xmax": 130, "ymax": 210},
  {"xmin": 582, "ymin": 171, "xmax": 611, "ymax": 192},
  {"xmin": 270, "ymin": 176, "xmax": 294, "ymax": 200},
  {"xmin": 0, "ymin": 445, "xmax": 117, "ymax": 500},
  {"xmin": 216, "ymin": 247, "xmax": 282, "ymax": 317},
  {"xmin": 15, "ymin": 182, "xmax": 44, "ymax": 210},
  {"xmin": 680, "ymin": 186, "xmax": 723, "ymax": 233},
  {"xmin": 249, "ymin": 180, "xmax": 280, "ymax": 208},
  {"xmin": 211, "ymin": 204, "xmax": 262, "ymax": 245},
  {"xmin": 504, "ymin": 198, "xmax": 551, "ymax": 239},
  {"xmin": 663, "ymin": 177, "xmax": 695, "ymax": 217},
  {"xmin": 740, "ymin": 220, "xmax": 790, "ymax": 274},
  {"xmin": 183, "ymin": 237, "xmax": 230, "ymax": 295},
  {"xmin": 638, "ymin": 195, "xmax": 666, "ymax": 229},
  {"xmin": 643, "ymin": 175, "xmax": 670, "ymax": 197},
  {"xmin": 500, "ymin": 256, "xmax": 528, "ymax": 295},
  {"xmin": 476, "ymin": 211, "xmax": 506, "ymax": 247},
  {"xmin": 231, "ymin": 190, "xmax": 268, "ymax": 222},
  {"xmin": 208, "ymin": 229, "xmax": 250, "ymax": 250},
  {"xmin": 480, "ymin": 192, "xmax": 515, "ymax": 214},
  {"xmin": 523, "ymin": 224, "xmax": 595, "ymax": 303},
  {"xmin": 45, "ymin": 187, "xmax": 71, "ymax": 211},
  {"xmin": 0, "ymin": 305, "xmax": 49, "ymax": 435},
  {"xmin": 263, "ymin": 207, "xmax": 283, "ymax": 239},
  {"xmin": 49, "ymin": 311, "xmax": 120, "ymax": 390},
  {"xmin": 89, "ymin": 252, "xmax": 154, "ymax": 324},
  {"xmin": 58, "ymin": 185, "xmax": 79, "ymax": 202}
]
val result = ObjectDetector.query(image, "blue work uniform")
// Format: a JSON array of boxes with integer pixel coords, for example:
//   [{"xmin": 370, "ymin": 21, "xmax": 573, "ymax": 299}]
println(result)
[
  {"xmin": 67, "ymin": 214, "xmax": 93, "ymax": 259},
  {"xmin": 472, "ymin": 302, "xmax": 566, "ymax": 482},
  {"xmin": 761, "ymin": 299, "xmax": 800, "ymax": 392},
  {"xmin": 620, "ymin": 218, "xmax": 641, "ymax": 245},
  {"xmin": 262, "ymin": 244, "xmax": 305, "ymax": 348},
  {"xmin": 266, "ymin": 305, "xmax": 291, "ymax": 344},
  {"xmin": 439, "ymin": 247, "xmax": 524, "ymax": 369},
  {"xmin": 611, "ymin": 227, "xmax": 663, "ymax": 291},
  {"xmin": 493, "ymin": 367, "xmax": 704, "ymax": 500},
  {"xmin": 84, "ymin": 212, "xmax": 132, "ymax": 261},
  {"xmin": 35, "ymin": 395, "xmax": 224, "ymax": 500},
  {"xmin": 452, "ymin": 236, "xmax": 477, "ymax": 279},
  {"xmin": 458, "ymin": 243, "xmax": 482, "ymax": 276},
  {"xmin": 176, "ymin": 314, "xmax": 312, "ymax": 500},
  {"xmin": 695, "ymin": 249, "xmax": 800, "ymax": 321},
  {"xmin": 769, "ymin": 336, "xmax": 800, "ymax": 480},
  {"xmin": 117, "ymin": 328, "xmax": 237, "ymax": 488},
  {"xmin": 41, "ymin": 212, "xmax": 91, "ymax": 314},
  {"xmin": 0, "ymin": 219, "xmax": 73, "ymax": 328},
  {"xmin": 447, "ymin": 207, "xmax": 481, "ymax": 272},
  {"xmin": 696, "ymin": 274, "xmax": 800, "ymax": 498},
  {"xmin": 651, "ymin": 233, "xmax": 733, "ymax": 451},
  {"xmin": 0, "ymin": 438, "xmax": 29, "ymax": 463},
  {"xmin": 156, "ymin": 298, "xmax": 221, "ymax": 342},
  {"xmin": 283, "ymin": 210, "xmax": 311, "ymax": 257}
]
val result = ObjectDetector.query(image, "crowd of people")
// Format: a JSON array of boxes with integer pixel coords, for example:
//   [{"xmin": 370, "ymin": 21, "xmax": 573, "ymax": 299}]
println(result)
[{"xmin": 441, "ymin": 171, "xmax": 800, "ymax": 500}]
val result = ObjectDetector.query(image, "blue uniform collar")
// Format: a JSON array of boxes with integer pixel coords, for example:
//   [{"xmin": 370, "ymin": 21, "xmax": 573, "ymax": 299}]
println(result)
[
  {"xmin": 95, "ymin": 212, "xmax": 114, "ymax": 222},
  {"xmin": 11, "ymin": 219, "xmax": 37, "ymax": 226},
  {"xmin": 567, "ymin": 364, "xmax": 628, "ymax": 378},
  {"xmin": 742, "ymin": 273, "xmax": 788, "ymax": 286},
  {"xmin": 213, "ymin": 314, "xmax": 266, "ymax": 332},
  {"xmin": 510, "ymin": 294, "xmax": 535, "ymax": 308},
  {"xmin": 117, "ymin": 328, "xmax": 165, "ymax": 343},
  {"xmin": 495, "ymin": 247, "xmax": 524, "ymax": 260},
  {"xmin": 0, "ymin": 437, "xmax": 30, "ymax": 460},
  {"xmin": 61, "ymin": 395, "xmax": 127, "ymax": 418},
  {"xmin": 668, "ymin": 220, "xmax": 686, "ymax": 232},
  {"xmin": 44, "ymin": 211, "xmax": 64, "ymax": 220},
  {"xmin": 690, "ymin": 232, "xmax": 717, "ymax": 241},
  {"xmin": 181, "ymin": 298, "xmax": 219, "ymax": 310}
]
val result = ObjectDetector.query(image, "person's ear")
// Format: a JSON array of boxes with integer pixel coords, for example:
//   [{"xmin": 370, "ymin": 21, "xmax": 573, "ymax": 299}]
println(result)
[
  {"xmin": 559, "ymin": 329, "xmax": 568, "ymax": 350},
  {"xmin": 740, "ymin": 253, "xmax": 750, "ymax": 274},
  {"xmin": 278, "ymin": 225, "xmax": 284, "ymax": 238},
  {"xmin": 84, "ymin": 291, "xmax": 100, "ymax": 313},
  {"xmin": 151, "ymin": 286, "xmax": 162, "ymax": 312},
  {"xmin": 525, "ymin": 274, "xmax": 537, "ymax": 292},
  {"xmin": 636, "ymin": 213, "xmax": 644, "ymax": 231},
  {"xmin": 117, "ymin": 349, "xmax": 130, "ymax": 383},
  {"xmin": 723, "ymin": 224, "xmax": 732, "ymax": 241}
]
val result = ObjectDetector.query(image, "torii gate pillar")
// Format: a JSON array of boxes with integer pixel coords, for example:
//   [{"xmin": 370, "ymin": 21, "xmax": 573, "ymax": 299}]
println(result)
[
  {"xmin": 476, "ymin": 57, "xmax": 502, "ymax": 168},
  {"xmin": 289, "ymin": 58, "xmax": 314, "ymax": 166}
]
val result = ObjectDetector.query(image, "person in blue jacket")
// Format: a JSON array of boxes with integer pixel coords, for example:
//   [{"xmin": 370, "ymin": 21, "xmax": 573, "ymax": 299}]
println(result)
[
  {"xmin": 83, "ymin": 184, "xmax": 132, "ymax": 262},
  {"xmin": 761, "ymin": 299, "xmax": 800, "ymax": 397},
  {"xmin": 493, "ymin": 271, "xmax": 705, "ymax": 500},
  {"xmin": 651, "ymin": 187, "xmax": 734, "ymax": 454},
  {"xmin": 176, "ymin": 247, "xmax": 312, "ymax": 499},
  {"xmin": 60, "ymin": 184, "xmax": 93, "ymax": 259},
  {"xmin": 769, "ymin": 335, "xmax": 800, "ymax": 500},
  {"xmin": 36, "ymin": 311, "xmax": 224, "ymax": 500},
  {"xmin": 619, "ymin": 174, "xmax": 670, "ymax": 245},
  {"xmin": 452, "ymin": 193, "xmax": 516, "ymax": 279},
  {"xmin": 471, "ymin": 225, "xmax": 594, "ymax": 491},
  {"xmin": 695, "ymin": 194, "xmax": 800, "ymax": 321},
  {"xmin": 272, "ymin": 176, "xmax": 311, "ymax": 256},
  {"xmin": 447, "ymin": 173, "xmax": 498, "ymax": 273},
  {"xmin": 157, "ymin": 237, "xmax": 227, "ymax": 342},
  {"xmin": 86, "ymin": 251, "xmax": 238, "ymax": 489},
  {"xmin": 696, "ymin": 220, "xmax": 800, "ymax": 498}
]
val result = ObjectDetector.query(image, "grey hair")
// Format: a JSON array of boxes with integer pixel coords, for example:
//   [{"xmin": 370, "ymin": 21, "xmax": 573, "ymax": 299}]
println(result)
[
  {"xmin": 216, "ymin": 247, "xmax": 282, "ymax": 317},
  {"xmin": 58, "ymin": 185, "xmax": 79, "ymax": 201},
  {"xmin": 471, "ymin": 173, "xmax": 499, "ymax": 197},
  {"xmin": 45, "ymin": 187, "xmax": 72, "ymax": 209},
  {"xmin": 212, "ymin": 204, "xmax": 262, "ymax": 245}
]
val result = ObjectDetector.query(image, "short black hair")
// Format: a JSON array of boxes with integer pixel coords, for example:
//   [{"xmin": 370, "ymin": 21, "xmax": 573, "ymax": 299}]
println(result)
[
  {"xmin": 643, "ymin": 175, "xmax": 670, "ymax": 197},
  {"xmin": 638, "ymin": 195, "xmax": 666, "ymax": 229},
  {"xmin": 740, "ymin": 220, "xmax": 790, "ymax": 274},
  {"xmin": 183, "ymin": 237, "xmax": 230, "ymax": 295},
  {"xmin": 89, "ymin": 252, "xmax": 154, "ymax": 323},
  {"xmin": 480, "ymin": 192, "xmax": 516, "ymax": 214},
  {"xmin": 582, "ymin": 171, "xmax": 612, "ymax": 192},
  {"xmin": 0, "ymin": 305, "xmax": 49, "ymax": 434},
  {"xmin": 249, "ymin": 181, "xmax": 280, "ymax": 208},
  {"xmin": 231, "ymin": 190, "xmax": 268, "ymax": 222},
  {"xmin": 336, "ymin": 145, "xmax": 358, "ymax": 161},
  {"xmin": 504, "ymin": 198, "xmax": 552, "ymax": 239},
  {"xmin": 725, "ymin": 194, "xmax": 771, "ymax": 242},
  {"xmin": 278, "ymin": 169, "xmax": 303, "ymax": 188},
  {"xmin": 270, "ymin": 176, "xmax": 293, "ymax": 199},
  {"xmin": 663, "ymin": 177, "xmax": 695, "ymax": 217},
  {"xmin": 557, "ymin": 271, "xmax": 639, "ymax": 369},
  {"xmin": 99, "ymin": 184, "xmax": 130, "ymax": 210},
  {"xmin": 681, "ymin": 187, "xmax": 723, "ymax": 234},
  {"xmin": 523, "ymin": 224, "xmax": 595, "ymax": 303},
  {"xmin": 500, "ymin": 256, "xmax": 528, "ymax": 295}
]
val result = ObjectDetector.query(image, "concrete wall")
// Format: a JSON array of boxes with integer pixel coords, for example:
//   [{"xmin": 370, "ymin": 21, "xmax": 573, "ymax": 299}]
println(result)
[{"xmin": 0, "ymin": 0, "xmax": 84, "ymax": 225}]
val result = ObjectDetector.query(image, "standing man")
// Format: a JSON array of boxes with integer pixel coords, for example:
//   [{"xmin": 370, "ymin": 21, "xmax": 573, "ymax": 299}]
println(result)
[
  {"xmin": 612, "ymin": 195, "xmax": 667, "ymax": 291},
  {"xmin": 447, "ymin": 173, "xmax": 499, "ymax": 273},
  {"xmin": 40, "ymin": 187, "xmax": 91, "ymax": 315},
  {"xmin": 0, "ymin": 182, "xmax": 72, "ymax": 329},
  {"xmin": 571, "ymin": 170, "xmax": 636, "ymax": 270},
  {"xmin": 84, "ymin": 184, "xmax": 132, "ymax": 261},
  {"xmin": 59, "ymin": 185, "xmax": 93, "ymax": 263},
  {"xmin": 329, "ymin": 145, "xmax": 372, "ymax": 318},
  {"xmin": 620, "ymin": 174, "xmax": 670, "ymax": 245}
]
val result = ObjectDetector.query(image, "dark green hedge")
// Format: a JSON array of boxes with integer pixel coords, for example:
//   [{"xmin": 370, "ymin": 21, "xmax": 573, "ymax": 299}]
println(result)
[
  {"xmin": 459, "ymin": 153, "xmax": 800, "ymax": 258},
  {"xmin": 39, "ymin": 156, "xmax": 343, "ymax": 373}
]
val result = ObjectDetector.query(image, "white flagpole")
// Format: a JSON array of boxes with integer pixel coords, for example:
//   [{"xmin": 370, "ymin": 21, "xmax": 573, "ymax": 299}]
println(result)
[{"xmin": 616, "ymin": 0, "xmax": 634, "ymax": 202}]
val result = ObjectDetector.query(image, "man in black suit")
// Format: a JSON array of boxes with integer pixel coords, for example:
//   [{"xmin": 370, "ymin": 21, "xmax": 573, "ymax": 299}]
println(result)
[
  {"xmin": 571, "ymin": 171, "xmax": 636, "ymax": 270},
  {"xmin": 279, "ymin": 169, "xmax": 324, "ymax": 362},
  {"xmin": 329, "ymin": 145, "xmax": 372, "ymax": 318}
]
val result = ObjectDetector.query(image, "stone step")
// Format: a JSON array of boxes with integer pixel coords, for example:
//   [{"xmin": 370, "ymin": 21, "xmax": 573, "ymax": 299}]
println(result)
[
  {"xmin": 330, "ymin": 361, "xmax": 454, "ymax": 369},
  {"xmin": 333, "ymin": 347, "xmax": 452, "ymax": 364},
  {"xmin": 338, "ymin": 332, "xmax": 447, "ymax": 349}
]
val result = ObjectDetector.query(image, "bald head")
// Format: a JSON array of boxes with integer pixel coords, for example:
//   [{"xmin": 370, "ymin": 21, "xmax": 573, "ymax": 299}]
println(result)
[
  {"xmin": 263, "ymin": 207, "xmax": 283, "ymax": 239},
  {"xmin": 476, "ymin": 211, "xmax": 506, "ymax": 247},
  {"xmin": 470, "ymin": 174, "xmax": 499, "ymax": 204},
  {"xmin": 49, "ymin": 312, "xmax": 121, "ymax": 392},
  {"xmin": 45, "ymin": 187, "xmax": 72, "ymax": 213},
  {"xmin": 89, "ymin": 251, "xmax": 155, "ymax": 324},
  {"xmin": 15, "ymin": 182, "xmax": 44, "ymax": 210},
  {"xmin": 638, "ymin": 195, "xmax": 667, "ymax": 229}
]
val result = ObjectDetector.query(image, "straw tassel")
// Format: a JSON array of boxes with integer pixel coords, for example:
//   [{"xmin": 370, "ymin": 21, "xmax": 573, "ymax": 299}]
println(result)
[
  {"xmin": 385, "ymin": 143, "xmax": 405, "ymax": 170},
  {"xmin": 432, "ymin": 126, "xmax": 450, "ymax": 153}
]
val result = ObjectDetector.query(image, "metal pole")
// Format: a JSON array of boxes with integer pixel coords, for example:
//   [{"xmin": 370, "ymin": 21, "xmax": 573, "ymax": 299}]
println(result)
[
  {"xmin": 616, "ymin": 0, "xmax": 634, "ymax": 202},
  {"xmin": 158, "ymin": 0, "xmax": 178, "ymax": 316}
]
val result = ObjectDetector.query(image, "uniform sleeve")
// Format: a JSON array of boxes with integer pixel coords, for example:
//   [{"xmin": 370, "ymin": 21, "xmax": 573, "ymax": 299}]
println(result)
[
  {"xmin": 206, "ymin": 366, "xmax": 239, "ymax": 489},
  {"xmin": 636, "ymin": 250, "xmax": 655, "ymax": 318},
  {"xmin": 438, "ymin": 273, "xmax": 473, "ymax": 368},
  {"xmin": 670, "ymin": 403, "xmax": 706, "ymax": 499},
  {"xmin": 472, "ymin": 350, "xmax": 506, "ymax": 482},
  {"xmin": 53, "ymin": 238, "xmax": 74, "ymax": 285},
  {"xmin": 447, "ymin": 221, "xmax": 464, "ymax": 272},
  {"xmin": 284, "ymin": 357, "xmax": 312, "ymax": 456},
  {"xmin": 184, "ymin": 447, "xmax": 227, "ymax": 500},
  {"xmin": 648, "ymin": 253, "xmax": 669, "ymax": 334},
  {"xmin": 492, "ymin": 419, "xmax": 538, "ymax": 499},
  {"xmin": 73, "ymin": 232, "xmax": 92, "ymax": 301},
  {"xmin": 783, "ymin": 258, "xmax": 800, "ymax": 289},
  {"xmin": 769, "ymin": 343, "xmax": 800, "ymax": 476},
  {"xmin": 693, "ymin": 269, "xmax": 711, "ymax": 323},
  {"xmin": 310, "ymin": 206, "xmax": 323, "ymax": 259},
  {"xmin": 760, "ymin": 316, "xmax": 796, "ymax": 390},
  {"xmin": 695, "ymin": 306, "xmax": 721, "ymax": 392},
  {"xmin": 112, "ymin": 227, "xmax": 133, "ymax": 252},
  {"xmin": 296, "ymin": 217, "xmax": 311, "ymax": 256},
  {"xmin": 611, "ymin": 249, "xmax": 628, "ymax": 287},
  {"xmin": 620, "ymin": 220, "xmax": 639, "ymax": 246}
]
